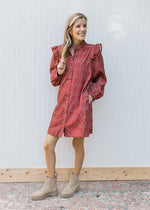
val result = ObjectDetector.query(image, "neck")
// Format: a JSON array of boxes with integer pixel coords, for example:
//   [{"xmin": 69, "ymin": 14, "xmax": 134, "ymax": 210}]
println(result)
[{"xmin": 73, "ymin": 40, "xmax": 84, "ymax": 45}]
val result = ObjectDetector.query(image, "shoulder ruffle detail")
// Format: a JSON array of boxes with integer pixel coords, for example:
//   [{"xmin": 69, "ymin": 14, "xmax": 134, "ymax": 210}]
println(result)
[
  {"xmin": 51, "ymin": 45, "xmax": 61, "ymax": 59},
  {"xmin": 91, "ymin": 43, "xmax": 102, "ymax": 59}
]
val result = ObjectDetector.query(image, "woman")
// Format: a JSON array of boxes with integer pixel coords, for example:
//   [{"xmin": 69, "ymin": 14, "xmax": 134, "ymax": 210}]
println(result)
[{"xmin": 31, "ymin": 12, "xmax": 107, "ymax": 200}]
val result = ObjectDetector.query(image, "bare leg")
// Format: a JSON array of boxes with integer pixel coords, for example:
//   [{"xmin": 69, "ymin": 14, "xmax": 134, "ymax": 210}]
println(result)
[
  {"xmin": 43, "ymin": 134, "xmax": 59, "ymax": 178},
  {"xmin": 60, "ymin": 137, "xmax": 84, "ymax": 198},
  {"xmin": 72, "ymin": 137, "xmax": 85, "ymax": 175}
]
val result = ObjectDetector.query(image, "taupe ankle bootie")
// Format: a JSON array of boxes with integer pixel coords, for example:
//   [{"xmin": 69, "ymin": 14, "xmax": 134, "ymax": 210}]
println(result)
[
  {"xmin": 30, "ymin": 172, "xmax": 58, "ymax": 200},
  {"xmin": 61, "ymin": 172, "xmax": 80, "ymax": 198}
]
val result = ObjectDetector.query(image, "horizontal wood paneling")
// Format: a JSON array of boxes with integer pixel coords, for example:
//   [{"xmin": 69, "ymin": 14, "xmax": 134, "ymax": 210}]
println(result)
[{"xmin": 1, "ymin": 167, "xmax": 150, "ymax": 182}]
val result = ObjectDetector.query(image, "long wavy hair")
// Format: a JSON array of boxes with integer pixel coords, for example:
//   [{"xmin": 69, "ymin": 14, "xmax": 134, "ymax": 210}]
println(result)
[{"xmin": 61, "ymin": 13, "xmax": 87, "ymax": 61}]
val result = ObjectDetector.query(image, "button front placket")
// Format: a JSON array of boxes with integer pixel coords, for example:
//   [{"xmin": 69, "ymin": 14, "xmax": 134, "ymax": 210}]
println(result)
[{"xmin": 63, "ymin": 51, "xmax": 75, "ymax": 135}]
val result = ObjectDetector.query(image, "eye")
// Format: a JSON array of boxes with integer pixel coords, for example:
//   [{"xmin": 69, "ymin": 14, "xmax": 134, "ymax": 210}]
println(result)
[{"xmin": 76, "ymin": 25, "xmax": 80, "ymax": 28}]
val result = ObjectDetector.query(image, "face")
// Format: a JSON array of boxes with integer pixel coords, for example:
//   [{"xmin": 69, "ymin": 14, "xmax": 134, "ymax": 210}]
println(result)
[{"xmin": 70, "ymin": 18, "xmax": 87, "ymax": 45}]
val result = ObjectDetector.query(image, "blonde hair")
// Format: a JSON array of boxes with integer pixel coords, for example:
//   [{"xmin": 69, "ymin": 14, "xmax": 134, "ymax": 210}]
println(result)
[{"xmin": 61, "ymin": 13, "xmax": 87, "ymax": 61}]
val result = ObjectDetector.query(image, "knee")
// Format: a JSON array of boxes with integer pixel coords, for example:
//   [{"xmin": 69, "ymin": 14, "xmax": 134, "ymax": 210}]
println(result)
[
  {"xmin": 43, "ymin": 135, "xmax": 58, "ymax": 151},
  {"xmin": 72, "ymin": 137, "xmax": 84, "ymax": 151},
  {"xmin": 43, "ymin": 141, "xmax": 53, "ymax": 151}
]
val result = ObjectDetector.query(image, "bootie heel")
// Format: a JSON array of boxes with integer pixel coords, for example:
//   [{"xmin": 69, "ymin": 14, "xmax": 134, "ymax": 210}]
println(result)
[
  {"xmin": 61, "ymin": 172, "xmax": 80, "ymax": 198},
  {"xmin": 31, "ymin": 172, "xmax": 58, "ymax": 200}
]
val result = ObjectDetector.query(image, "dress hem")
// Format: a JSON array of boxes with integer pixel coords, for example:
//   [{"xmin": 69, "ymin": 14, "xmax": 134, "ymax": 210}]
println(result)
[{"xmin": 47, "ymin": 130, "xmax": 92, "ymax": 138}]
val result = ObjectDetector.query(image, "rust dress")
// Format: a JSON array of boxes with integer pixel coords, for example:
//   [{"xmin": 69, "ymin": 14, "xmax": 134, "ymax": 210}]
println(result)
[{"xmin": 47, "ymin": 40, "xmax": 107, "ymax": 137}]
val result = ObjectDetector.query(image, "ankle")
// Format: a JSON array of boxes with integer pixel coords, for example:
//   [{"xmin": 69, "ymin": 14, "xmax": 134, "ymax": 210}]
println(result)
[
  {"xmin": 48, "ymin": 175, "xmax": 55, "ymax": 178},
  {"xmin": 47, "ymin": 171, "xmax": 57, "ymax": 179},
  {"xmin": 73, "ymin": 172, "xmax": 79, "ymax": 176}
]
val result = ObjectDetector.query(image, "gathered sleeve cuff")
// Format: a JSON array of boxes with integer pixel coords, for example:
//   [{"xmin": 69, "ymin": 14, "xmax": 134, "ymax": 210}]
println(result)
[
  {"xmin": 88, "ymin": 43, "xmax": 107, "ymax": 101},
  {"xmin": 49, "ymin": 46, "xmax": 63, "ymax": 87}
]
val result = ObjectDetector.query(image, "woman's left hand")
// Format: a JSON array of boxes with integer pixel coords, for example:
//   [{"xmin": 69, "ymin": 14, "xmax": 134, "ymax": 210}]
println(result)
[{"xmin": 88, "ymin": 95, "xmax": 93, "ymax": 104}]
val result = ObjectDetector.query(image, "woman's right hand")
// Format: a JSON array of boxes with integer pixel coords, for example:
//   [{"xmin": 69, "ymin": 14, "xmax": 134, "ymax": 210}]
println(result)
[{"xmin": 57, "ymin": 59, "xmax": 66, "ymax": 75}]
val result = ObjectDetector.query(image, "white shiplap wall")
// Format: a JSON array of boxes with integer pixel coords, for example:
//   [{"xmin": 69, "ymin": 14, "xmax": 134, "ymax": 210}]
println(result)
[{"xmin": 0, "ymin": 0, "xmax": 150, "ymax": 169}]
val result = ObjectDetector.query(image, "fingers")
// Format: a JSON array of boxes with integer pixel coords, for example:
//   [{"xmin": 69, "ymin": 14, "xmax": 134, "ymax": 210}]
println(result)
[
  {"xmin": 60, "ymin": 58, "xmax": 66, "ymax": 67},
  {"xmin": 57, "ymin": 63, "xmax": 65, "ymax": 70},
  {"xmin": 57, "ymin": 59, "xmax": 66, "ymax": 75},
  {"xmin": 60, "ymin": 58, "xmax": 65, "ymax": 64},
  {"xmin": 58, "ymin": 59, "xmax": 66, "ymax": 69},
  {"xmin": 60, "ymin": 63, "xmax": 65, "ymax": 69}
]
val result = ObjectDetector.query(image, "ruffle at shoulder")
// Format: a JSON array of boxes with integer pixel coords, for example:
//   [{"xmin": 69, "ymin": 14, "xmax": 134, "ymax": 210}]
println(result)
[
  {"xmin": 91, "ymin": 43, "xmax": 102, "ymax": 59},
  {"xmin": 51, "ymin": 45, "xmax": 62, "ymax": 59}
]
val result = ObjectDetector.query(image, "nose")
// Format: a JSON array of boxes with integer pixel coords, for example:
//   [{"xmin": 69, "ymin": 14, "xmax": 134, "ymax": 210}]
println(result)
[{"xmin": 80, "ymin": 26, "xmax": 86, "ymax": 32}]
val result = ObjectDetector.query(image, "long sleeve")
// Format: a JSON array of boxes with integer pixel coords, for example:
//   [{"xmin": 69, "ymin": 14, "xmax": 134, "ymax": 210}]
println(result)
[
  {"xmin": 88, "ymin": 43, "xmax": 107, "ymax": 101},
  {"xmin": 49, "ymin": 46, "xmax": 64, "ymax": 87}
]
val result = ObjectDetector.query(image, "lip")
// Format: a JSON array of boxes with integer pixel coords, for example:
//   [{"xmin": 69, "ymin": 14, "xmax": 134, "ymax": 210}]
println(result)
[{"xmin": 79, "ymin": 34, "xmax": 85, "ymax": 36}]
